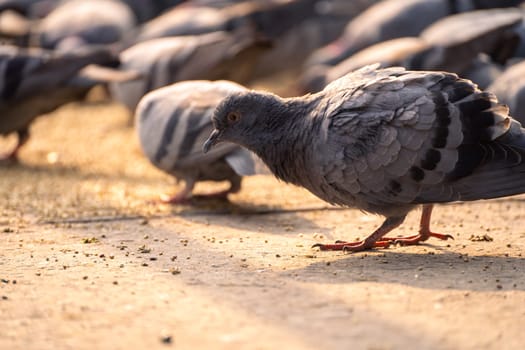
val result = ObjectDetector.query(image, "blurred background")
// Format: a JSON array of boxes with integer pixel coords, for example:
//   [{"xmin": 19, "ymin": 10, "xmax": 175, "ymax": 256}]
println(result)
[
  {"xmin": 2, "ymin": 0, "xmax": 525, "ymax": 181},
  {"xmin": 1, "ymin": 0, "xmax": 525, "ymax": 122},
  {"xmin": 3, "ymin": 0, "xmax": 525, "ymax": 200}
]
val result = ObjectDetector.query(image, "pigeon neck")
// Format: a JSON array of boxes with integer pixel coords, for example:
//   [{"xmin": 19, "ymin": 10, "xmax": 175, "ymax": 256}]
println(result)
[{"xmin": 254, "ymin": 95, "xmax": 321, "ymax": 185}]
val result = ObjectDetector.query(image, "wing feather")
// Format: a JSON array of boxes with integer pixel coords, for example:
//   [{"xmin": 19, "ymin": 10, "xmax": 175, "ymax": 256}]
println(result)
[{"xmin": 314, "ymin": 66, "xmax": 525, "ymax": 214}]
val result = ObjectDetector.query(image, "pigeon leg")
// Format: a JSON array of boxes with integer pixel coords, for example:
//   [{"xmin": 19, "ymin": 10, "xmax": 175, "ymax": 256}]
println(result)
[
  {"xmin": 191, "ymin": 175, "xmax": 241, "ymax": 200},
  {"xmin": 159, "ymin": 179, "xmax": 196, "ymax": 204},
  {"xmin": 312, "ymin": 215, "xmax": 406, "ymax": 252},
  {"xmin": 193, "ymin": 189, "xmax": 232, "ymax": 200},
  {"xmin": 160, "ymin": 177, "xmax": 241, "ymax": 204},
  {"xmin": 381, "ymin": 205, "xmax": 454, "ymax": 245},
  {"xmin": 1, "ymin": 129, "xmax": 29, "ymax": 164}
]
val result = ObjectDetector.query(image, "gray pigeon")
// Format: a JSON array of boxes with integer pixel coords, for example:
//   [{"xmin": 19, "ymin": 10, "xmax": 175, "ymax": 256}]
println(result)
[
  {"xmin": 0, "ymin": 0, "xmax": 58, "ymax": 18},
  {"xmin": 304, "ymin": 0, "xmax": 454, "ymax": 68},
  {"xmin": 305, "ymin": 0, "xmax": 524, "ymax": 69},
  {"xmin": 204, "ymin": 64, "xmax": 525, "ymax": 252},
  {"xmin": 132, "ymin": 0, "xmax": 375, "ymax": 80},
  {"xmin": 460, "ymin": 54, "xmax": 503, "ymax": 90},
  {"xmin": 119, "ymin": 0, "xmax": 185, "ymax": 23},
  {"xmin": 417, "ymin": 7, "xmax": 522, "ymax": 69},
  {"xmin": 34, "ymin": 0, "xmax": 136, "ymax": 50},
  {"xmin": 301, "ymin": 7, "xmax": 523, "ymax": 93},
  {"xmin": 110, "ymin": 30, "xmax": 269, "ymax": 115},
  {"xmin": 488, "ymin": 60, "xmax": 525, "ymax": 124},
  {"xmin": 244, "ymin": 0, "xmax": 378, "ymax": 79},
  {"xmin": 0, "ymin": 44, "xmax": 138, "ymax": 163},
  {"xmin": 133, "ymin": 5, "xmax": 226, "ymax": 42},
  {"xmin": 300, "ymin": 37, "xmax": 428, "ymax": 93},
  {"xmin": 136, "ymin": 80, "xmax": 259, "ymax": 203}
]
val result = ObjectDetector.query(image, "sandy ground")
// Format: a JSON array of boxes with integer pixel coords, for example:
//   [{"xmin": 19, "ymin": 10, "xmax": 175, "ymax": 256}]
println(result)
[{"xmin": 1, "ymin": 94, "xmax": 525, "ymax": 350}]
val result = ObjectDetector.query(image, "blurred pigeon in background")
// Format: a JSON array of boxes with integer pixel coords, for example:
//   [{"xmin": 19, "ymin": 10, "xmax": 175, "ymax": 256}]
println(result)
[
  {"xmin": 120, "ymin": 0, "xmax": 186, "ymax": 23},
  {"xmin": 305, "ymin": 0, "xmax": 524, "ymax": 69},
  {"xmin": 205, "ymin": 64, "xmax": 525, "ymax": 251},
  {"xmin": 0, "ymin": 45, "xmax": 139, "ymax": 163},
  {"xmin": 34, "ymin": 0, "xmax": 137, "ymax": 51},
  {"xmin": 110, "ymin": 29, "xmax": 270, "ymax": 119},
  {"xmin": 488, "ymin": 60, "xmax": 525, "ymax": 124},
  {"xmin": 0, "ymin": 0, "xmax": 58, "ymax": 18},
  {"xmin": 242, "ymin": 0, "xmax": 378, "ymax": 79},
  {"xmin": 300, "ymin": 37, "xmax": 428, "ymax": 92},
  {"xmin": 301, "ymin": 7, "xmax": 523, "ymax": 92},
  {"xmin": 136, "ymin": 80, "xmax": 261, "ymax": 203},
  {"xmin": 416, "ymin": 7, "xmax": 522, "ymax": 69},
  {"xmin": 131, "ymin": 0, "xmax": 377, "ymax": 84},
  {"xmin": 304, "ymin": 0, "xmax": 456, "ymax": 68}
]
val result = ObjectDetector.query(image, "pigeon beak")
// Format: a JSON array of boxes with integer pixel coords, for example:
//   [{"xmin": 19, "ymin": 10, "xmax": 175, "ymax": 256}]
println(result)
[{"xmin": 203, "ymin": 129, "xmax": 222, "ymax": 153}]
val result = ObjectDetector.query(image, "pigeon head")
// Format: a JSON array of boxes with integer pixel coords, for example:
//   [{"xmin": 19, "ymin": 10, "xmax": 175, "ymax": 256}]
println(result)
[{"xmin": 203, "ymin": 91, "xmax": 284, "ymax": 154}]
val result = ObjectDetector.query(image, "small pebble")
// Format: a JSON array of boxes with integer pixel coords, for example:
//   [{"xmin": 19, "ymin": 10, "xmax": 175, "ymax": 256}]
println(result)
[{"xmin": 160, "ymin": 335, "xmax": 172, "ymax": 344}]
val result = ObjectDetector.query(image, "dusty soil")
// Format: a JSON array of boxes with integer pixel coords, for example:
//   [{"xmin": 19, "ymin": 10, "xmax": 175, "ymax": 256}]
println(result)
[{"xmin": 1, "ymin": 94, "xmax": 525, "ymax": 350}]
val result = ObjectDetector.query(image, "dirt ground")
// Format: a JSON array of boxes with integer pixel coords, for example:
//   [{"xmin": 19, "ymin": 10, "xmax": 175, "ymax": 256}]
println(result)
[{"xmin": 1, "ymin": 92, "xmax": 525, "ymax": 350}]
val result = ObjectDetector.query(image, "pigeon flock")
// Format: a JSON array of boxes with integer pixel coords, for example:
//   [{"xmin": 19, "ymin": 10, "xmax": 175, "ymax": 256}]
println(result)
[{"xmin": 3, "ymin": 0, "xmax": 525, "ymax": 252}]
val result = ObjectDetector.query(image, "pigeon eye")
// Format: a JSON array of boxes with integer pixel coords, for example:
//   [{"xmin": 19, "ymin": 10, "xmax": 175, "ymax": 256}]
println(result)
[{"xmin": 227, "ymin": 112, "xmax": 240, "ymax": 124}]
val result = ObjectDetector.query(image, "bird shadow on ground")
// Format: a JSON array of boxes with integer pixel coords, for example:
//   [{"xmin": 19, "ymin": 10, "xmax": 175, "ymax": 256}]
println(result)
[
  {"xmin": 166, "ymin": 198, "xmax": 341, "ymax": 233},
  {"xmin": 1, "ymin": 160, "xmax": 81, "ymax": 176},
  {"xmin": 43, "ymin": 199, "xmax": 336, "ymax": 233},
  {"xmin": 283, "ymin": 249, "xmax": 525, "ymax": 292},
  {"xmin": 0, "ymin": 160, "xmax": 166, "ymax": 187}
]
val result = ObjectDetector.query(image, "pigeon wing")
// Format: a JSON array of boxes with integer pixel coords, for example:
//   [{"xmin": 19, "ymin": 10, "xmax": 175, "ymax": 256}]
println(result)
[{"xmin": 316, "ymin": 67, "xmax": 525, "ymax": 212}]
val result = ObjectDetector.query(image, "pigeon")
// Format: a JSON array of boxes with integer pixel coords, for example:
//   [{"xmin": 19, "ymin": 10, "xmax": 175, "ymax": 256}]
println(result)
[
  {"xmin": 0, "ymin": 0, "xmax": 59, "ymax": 18},
  {"xmin": 133, "ymin": 0, "xmax": 316, "ymax": 43},
  {"xmin": 132, "ymin": 0, "xmax": 373, "ymax": 80},
  {"xmin": 119, "ymin": 0, "xmax": 185, "ymax": 23},
  {"xmin": 460, "ymin": 54, "xmax": 503, "ymax": 90},
  {"xmin": 133, "ymin": 5, "xmax": 226, "ymax": 42},
  {"xmin": 244, "ymin": 0, "xmax": 377, "ymax": 79},
  {"xmin": 305, "ymin": 0, "xmax": 524, "ymax": 69},
  {"xmin": 304, "ymin": 0, "xmax": 454, "ymax": 68},
  {"xmin": 136, "ymin": 80, "xmax": 259, "ymax": 203},
  {"xmin": 300, "ymin": 37, "xmax": 428, "ymax": 92},
  {"xmin": 417, "ymin": 7, "xmax": 522, "ymax": 69},
  {"xmin": 34, "ymin": 0, "xmax": 136, "ymax": 50},
  {"xmin": 204, "ymin": 64, "xmax": 525, "ymax": 252},
  {"xmin": 300, "ymin": 7, "xmax": 523, "ymax": 93},
  {"xmin": 110, "ymin": 30, "xmax": 269, "ymax": 115},
  {"xmin": 0, "ymin": 44, "xmax": 139, "ymax": 163},
  {"xmin": 488, "ymin": 60, "xmax": 525, "ymax": 125}
]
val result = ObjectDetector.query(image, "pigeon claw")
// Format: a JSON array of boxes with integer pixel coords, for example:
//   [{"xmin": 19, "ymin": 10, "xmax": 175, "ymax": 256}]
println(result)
[
  {"xmin": 385, "ymin": 231, "xmax": 454, "ymax": 246},
  {"xmin": 433, "ymin": 233, "xmax": 454, "ymax": 240}
]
